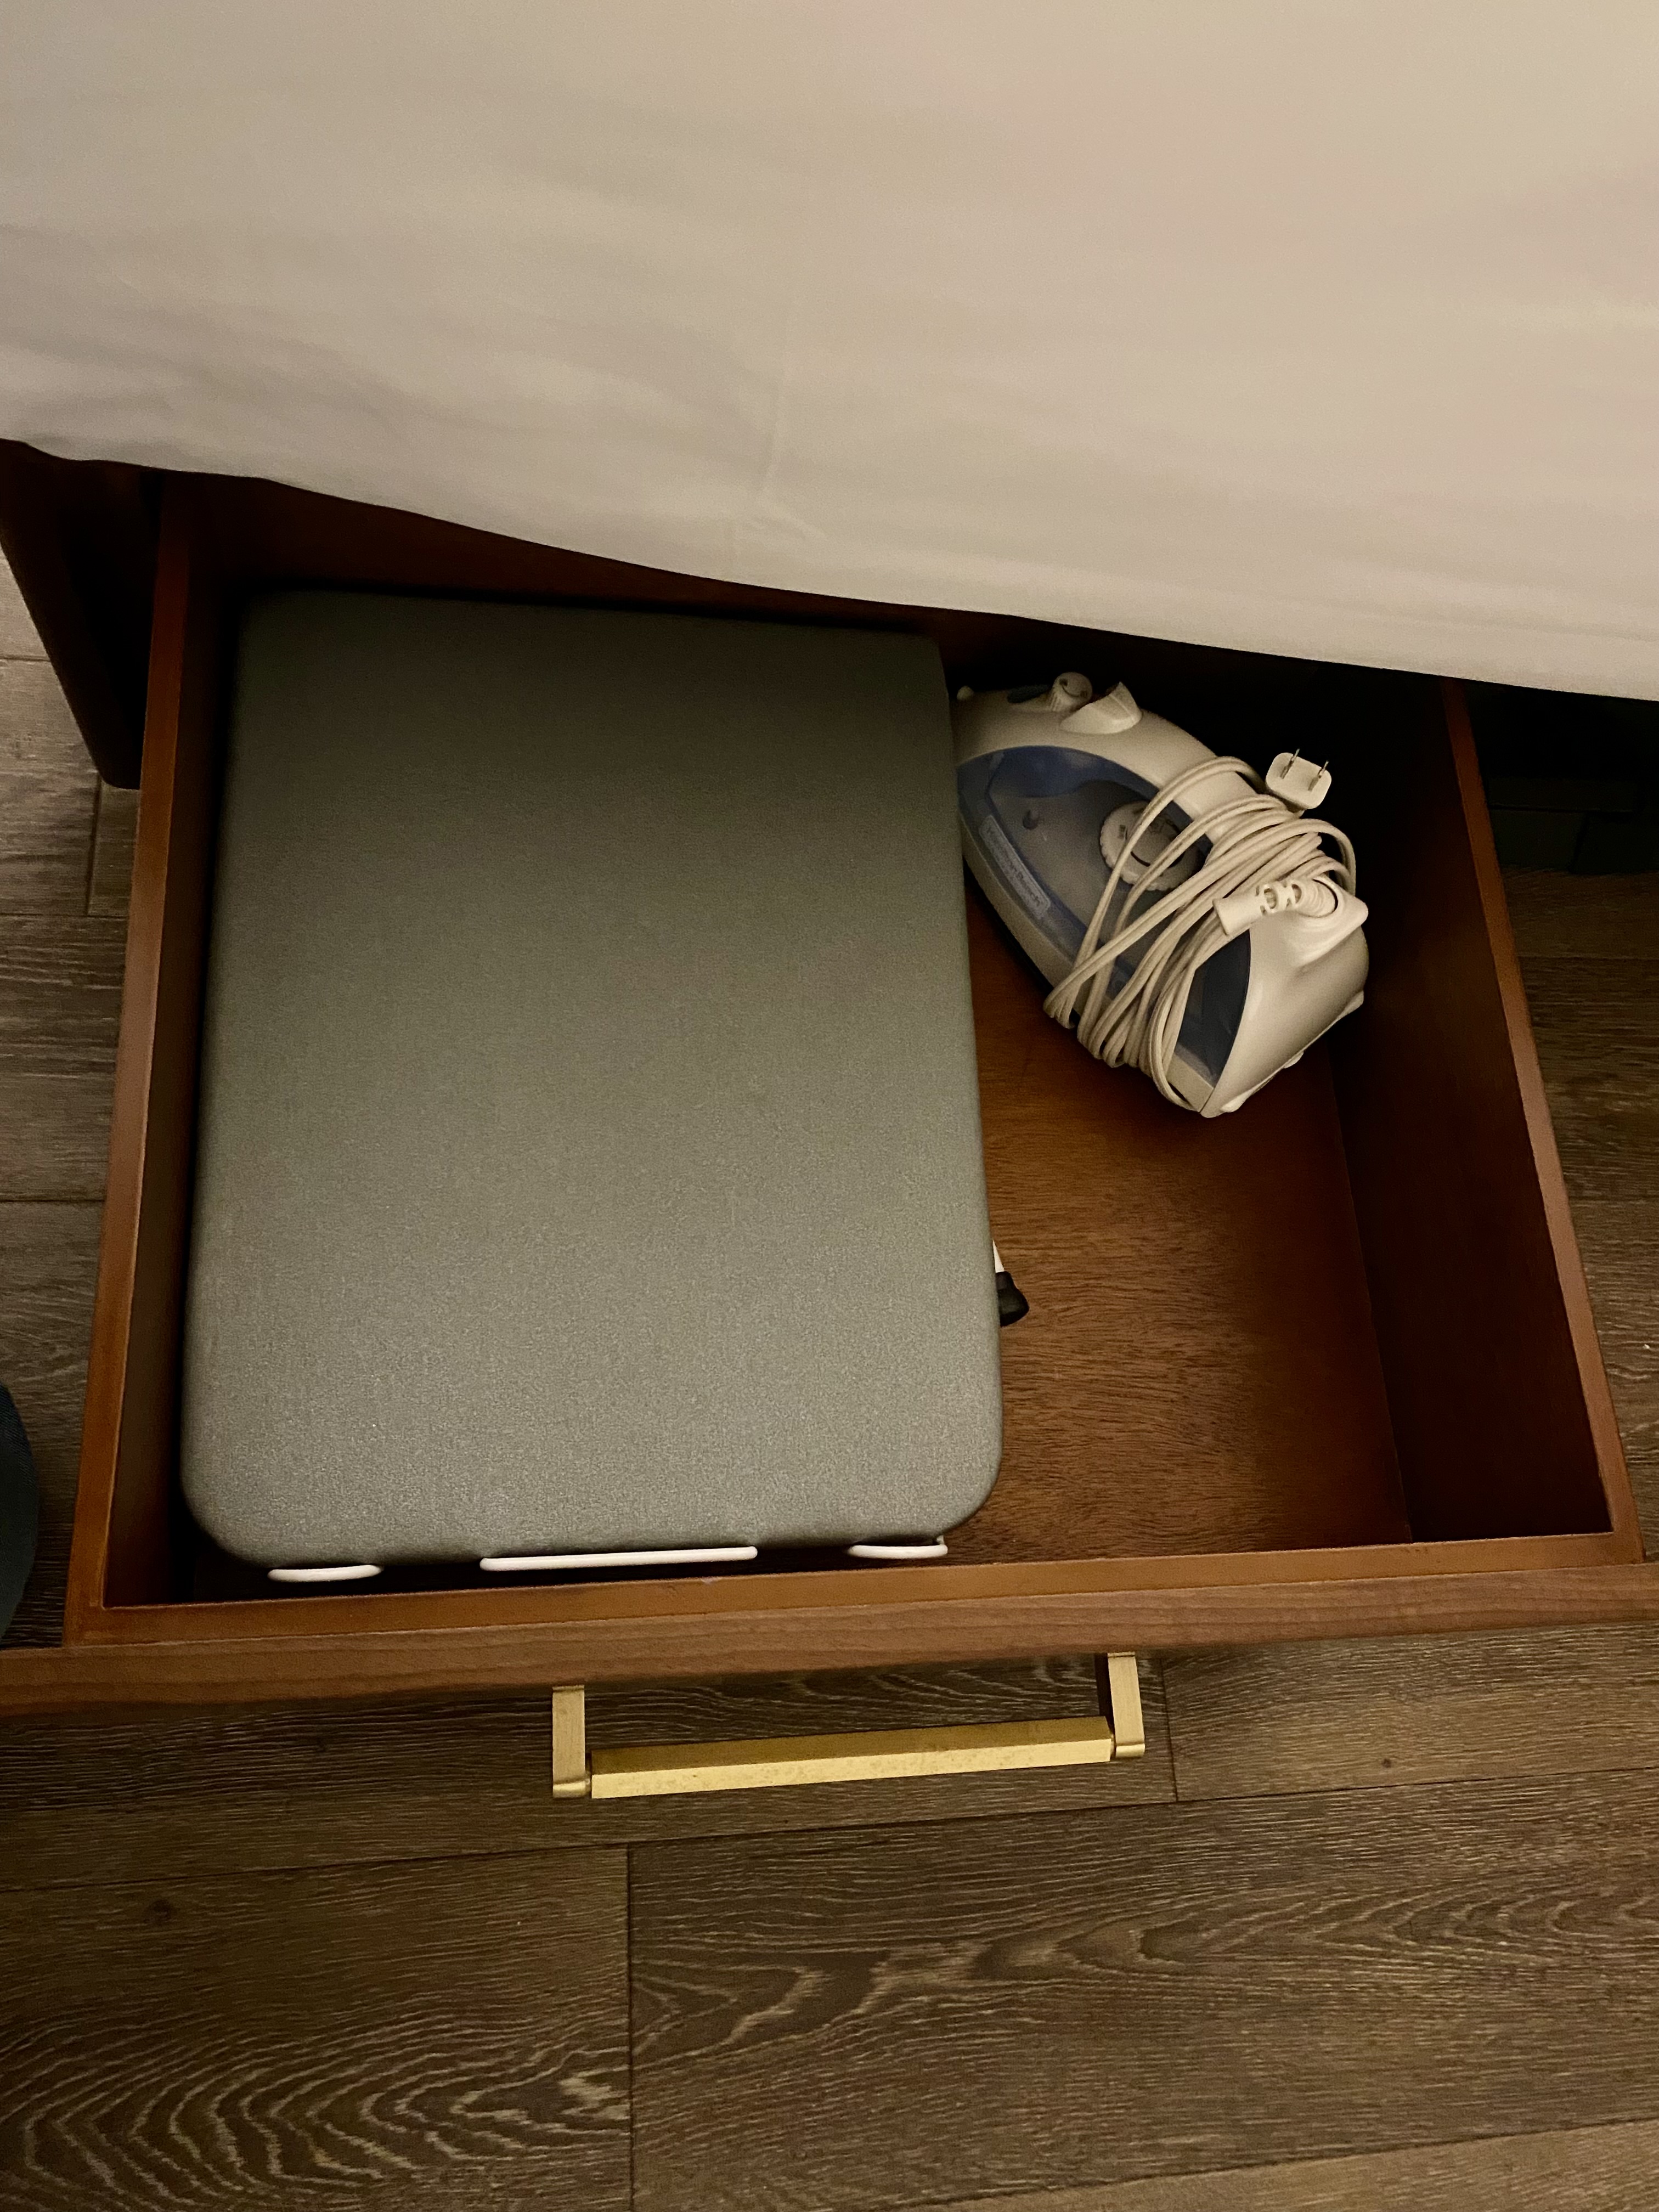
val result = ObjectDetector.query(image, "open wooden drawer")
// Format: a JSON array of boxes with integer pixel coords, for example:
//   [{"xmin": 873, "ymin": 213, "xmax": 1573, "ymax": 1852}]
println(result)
[{"xmin": 2, "ymin": 465, "xmax": 1656, "ymax": 1756}]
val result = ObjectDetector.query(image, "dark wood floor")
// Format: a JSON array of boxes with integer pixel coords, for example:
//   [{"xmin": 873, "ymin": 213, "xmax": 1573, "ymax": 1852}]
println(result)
[{"xmin": 4, "ymin": 557, "xmax": 1659, "ymax": 2210}]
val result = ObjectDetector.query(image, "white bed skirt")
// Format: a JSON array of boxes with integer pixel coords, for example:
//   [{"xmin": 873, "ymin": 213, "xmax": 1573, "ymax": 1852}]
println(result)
[{"xmin": 3, "ymin": 2, "xmax": 1654, "ymax": 695}]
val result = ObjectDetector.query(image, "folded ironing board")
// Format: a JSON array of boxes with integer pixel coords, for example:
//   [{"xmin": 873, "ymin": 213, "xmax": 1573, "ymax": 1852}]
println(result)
[{"xmin": 180, "ymin": 592, "xmax": 1001, "ymax": 1570}]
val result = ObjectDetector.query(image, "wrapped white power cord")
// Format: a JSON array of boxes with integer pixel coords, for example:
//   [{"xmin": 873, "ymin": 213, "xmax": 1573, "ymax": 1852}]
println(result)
[{"xmin": 1045, "ymin": 755, "xmax": 1358, "ymax": 1108}]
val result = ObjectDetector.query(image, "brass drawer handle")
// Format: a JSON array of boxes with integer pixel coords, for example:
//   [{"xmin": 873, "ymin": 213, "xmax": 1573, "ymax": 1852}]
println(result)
[{"xmin": 551, "ymin": 1654, "xmax": 1143, "ymax": 1799}]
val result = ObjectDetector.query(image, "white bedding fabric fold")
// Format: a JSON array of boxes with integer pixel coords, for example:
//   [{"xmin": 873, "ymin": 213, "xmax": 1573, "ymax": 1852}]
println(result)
[{"xmin": 3, "ymin": 1, "xmax": 1654, "ymax": 693}]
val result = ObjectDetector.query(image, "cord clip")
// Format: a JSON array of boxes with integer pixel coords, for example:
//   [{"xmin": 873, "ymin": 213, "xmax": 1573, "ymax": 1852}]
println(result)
[{"xmin": 1215, "ymin": 876, "xmax": 1339, "ymax": 937}]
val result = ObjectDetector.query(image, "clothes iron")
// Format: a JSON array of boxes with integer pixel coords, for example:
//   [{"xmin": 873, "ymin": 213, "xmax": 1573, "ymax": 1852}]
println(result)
[{"xmin": 954, "ymin": 674, "xmax": 1368, "ymax": 1115}]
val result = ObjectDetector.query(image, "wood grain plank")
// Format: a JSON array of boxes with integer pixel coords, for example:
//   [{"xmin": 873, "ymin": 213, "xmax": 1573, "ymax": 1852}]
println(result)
[
  {"xmin": 928, "ymin": 2118, "xmax": 1659, "ymax": 2210},
  {"xmin": 69, "ymin": 498, "xmax": 223, "ymax": 1617},
  {"xmin": 1522, "ymin": 955, "xmax": 1659, "ymax": 1204},
  {"xmin": 0, "ymin": 913, "xmax": 126, "ymax": 1076},
  {"xmin": 0, "ymin": 1077, "xmax": 117, "ymax": 1206},
  {"xmin": 0, "ymin": 659, "xmax": 97, "ymax": 912},
  {"xmin": 87, "ymin": 778, "xmax": 138, "ymax": 915},
  {"xmin": 0, "ymin": 915, "xmax": 125, "ymax": 1199},
  {"xmin": 629, "ymin": 1771, "xmax": 1659, "ymax": 2210},
  {"xmin": 0, "ymin": 1660, "xmax": 1173, "ymax": 1892},
  {"xmin": 1509, "ymin": 875, "xmax": 1659, "ymax": 1536},
  {"xmin": 1322, "ymin": 681, "xmax": 1627, "ymax": 1548},
  {"xmin": 16, "ymin": 1549, "xmax": 1659, "ymax": 1721},
  {"xmin": 0, "ymin": 556, "xmax": 44, "ymax": 658},
  {"xmin": 1504, "ymin": 867, "xmax": 1659, "ymax": 961},
  {"xmin": 1575, "ymin": 1194, "xmax": 1659, "ymax": 1541},
  {"xmin": 1159, "ymin": 1168, "xmax": 1659, "ymax": 1804},
  {"xmin": 0, "ymin": 1204, "xmax": 101, "ymax": 1648},
  {"xmin": 1163, "ymin": 1627, "xmax": 1659, "ymax": 1800},
  {"xmin": 0, "ymin": 1848, "xmax": 630, "ymax": 2212},
  {"xmin": 953, "ymin": 908, "xmax": 1406, "ymax": 1560}
]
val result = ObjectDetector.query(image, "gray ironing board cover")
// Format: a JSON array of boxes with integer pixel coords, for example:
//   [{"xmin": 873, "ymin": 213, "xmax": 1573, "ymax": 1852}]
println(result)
[{"xmin": 181, "ymin": 592, "xmax": 1001, "ymax": 1567}]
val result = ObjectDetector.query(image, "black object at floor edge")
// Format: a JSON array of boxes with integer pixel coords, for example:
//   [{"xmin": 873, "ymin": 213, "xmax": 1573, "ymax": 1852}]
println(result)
[{"xmin": 0, "ymin": 1384, "xmax": 37, "ymax": 1639}]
